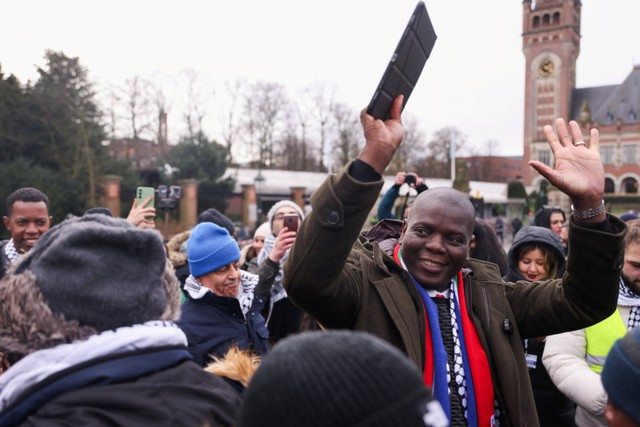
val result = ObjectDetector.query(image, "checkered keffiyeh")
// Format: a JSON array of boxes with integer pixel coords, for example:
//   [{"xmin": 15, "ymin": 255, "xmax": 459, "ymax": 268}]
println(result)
[
  {"xmin": 441, "ymin": 282, "xmax": 469, "ymax": 422},
  {"xmin": 618, "ymin": 277, "xmax": 640, "ymax": 330},
  {"xmin": 4, "ymin": 239, "xmax": 19, "ymax": 263}
]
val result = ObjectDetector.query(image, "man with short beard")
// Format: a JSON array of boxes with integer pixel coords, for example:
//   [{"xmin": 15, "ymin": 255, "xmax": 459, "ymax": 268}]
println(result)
[
  {"xmin": 1, "ymin": 187, "xmax": 52, "ymax": 277},
  {"xmin": 544, "ymin": 218, "xmax": 640, "ymax": 427}
]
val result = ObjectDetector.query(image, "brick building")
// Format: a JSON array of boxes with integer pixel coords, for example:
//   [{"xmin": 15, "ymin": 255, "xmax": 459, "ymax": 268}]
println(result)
[
  {"xmin": 522, "ymin": 0, "xmax": 640, "ymax": 212},
  {"xmin": 457, "ymin": 155, "xmax": 524, "ymax": 183}
]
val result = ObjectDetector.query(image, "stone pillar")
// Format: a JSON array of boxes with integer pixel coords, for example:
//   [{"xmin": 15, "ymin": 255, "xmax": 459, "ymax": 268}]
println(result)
[
  {"xmin": 179, "ymin": 179, "xmax": 199, "ymax": 230},
  {"xmin": 100, "ymin": 175, "xmax": 123, "ymax": 217},
  {"xmin": 242, "ymin": 184, "xmax": 258, "ymax": 229},
  {"xmin": 290, "ymin": 187, "xmax": 306, "ymax": 210}
]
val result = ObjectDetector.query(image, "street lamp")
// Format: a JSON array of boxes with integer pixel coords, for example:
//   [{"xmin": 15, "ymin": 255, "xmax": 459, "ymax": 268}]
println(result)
[{"xmin": 254, "ymin": 170, "xmax": 266, "ymax": 222}]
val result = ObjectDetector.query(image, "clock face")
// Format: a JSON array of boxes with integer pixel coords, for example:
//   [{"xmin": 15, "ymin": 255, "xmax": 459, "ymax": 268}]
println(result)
[{"xmin": 538, "ymin": 58, "xmax": 555, "ymax": 77}]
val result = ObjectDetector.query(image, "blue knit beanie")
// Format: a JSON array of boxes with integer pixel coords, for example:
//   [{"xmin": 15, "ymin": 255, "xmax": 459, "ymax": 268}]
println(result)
[
  {"xmin": 601, "ymin": 327, "xmax": 640, "ymax": 424},
  {"xmin": 188, "ymin": 223, "xmax": 240, "ymax": 277}
]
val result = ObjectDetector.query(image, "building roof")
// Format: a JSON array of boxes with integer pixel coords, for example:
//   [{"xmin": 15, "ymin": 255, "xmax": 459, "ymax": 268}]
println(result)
[
  {"xmin": 226, "ymin": 168, "xmax": 511, "ymax": 204},
  {"xmin": 571, "ymin": 66, "xmax": 640, "ymax": 125}
]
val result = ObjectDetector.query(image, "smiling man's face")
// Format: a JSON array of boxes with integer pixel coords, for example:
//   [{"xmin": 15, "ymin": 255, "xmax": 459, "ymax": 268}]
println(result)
[
  {"xmin": 400, "ymin": 189, "xmax": 474, "ymax": 292},
  {"xmin": 3, "ymin": 201, "xmax": 52, "ymax": 254}
]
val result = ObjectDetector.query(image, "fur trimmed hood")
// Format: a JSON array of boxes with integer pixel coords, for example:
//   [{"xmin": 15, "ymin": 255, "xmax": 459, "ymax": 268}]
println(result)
[{"xmin": 166, "ymin": 230, "xmax": 191, "ymax": 268}]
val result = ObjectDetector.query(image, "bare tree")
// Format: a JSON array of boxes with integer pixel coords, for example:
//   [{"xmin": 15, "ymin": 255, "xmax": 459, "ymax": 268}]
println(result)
[
  {"xmin": 307, "ymin": 82, "xmax": 336, "ymax": 172},
  {"xmin": 292, "ymin": 88, "xmax": 315, "ymax": 171},
  {"xmin": 387, "ymin": 113, "xmax": 427, "ymax": 174},
  {"xmin": 275, "ymin": 109, "xmax": 305, "ymax": 170},
  {"xmin": 242, "ymin": 81, "xmax": 288, "ymax": 168},
  {"xmin": 217, "ymin": 78, "xmax": 245, "ymax": 166},
  {"xmin": 466, "ymin": 139, "xmax": 500, "ymax": 157},
  {"xmin": 122, "ymin": 76, "xmax": 155, "ymax": 140},
  {"xmin": 103, "ymin": 76, "xmax": 158, "ymax": 169},
  {"xmin": 330, "ymin": 102, "xmax": 361, "ymax": 170},
  {"xmin": 182, "ymin": 68, "xmax": 211, "ymax": 140},
  {"xmin": 415, "ymin": 126, "xmax": 467, "ymax": 178}
]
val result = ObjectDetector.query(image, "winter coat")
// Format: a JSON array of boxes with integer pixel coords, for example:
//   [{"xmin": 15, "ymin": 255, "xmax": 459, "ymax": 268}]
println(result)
[
  {"xmin": 178, "ymin": 260, "xmax": 279, "ymax": 366},
  {"xmin": 504, "ymin": 225, "xmax": 566, "ymax": 283},
  {"xmin": 543, "ymin": 304, "xmax": 635, "ymax": 427},
  {"xmin": 2, "ymin": 355, "xmax": 240, "ymax": 427},
  {"xmin": 284, "ymin": 161, "xmax": 626, "ymax": 427},
  {"xmin": 504, "ymin": 226, "xmax": 574, "ymax": 426},
  {"xmin": 0, "ymin": 287, "xmax": 240, "ymax": 427}
]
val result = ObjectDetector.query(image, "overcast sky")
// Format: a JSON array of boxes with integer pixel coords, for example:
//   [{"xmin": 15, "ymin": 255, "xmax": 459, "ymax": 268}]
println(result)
[{"xmin": 2, "ymin": 0, "xmax": 639, "ymax": 157}]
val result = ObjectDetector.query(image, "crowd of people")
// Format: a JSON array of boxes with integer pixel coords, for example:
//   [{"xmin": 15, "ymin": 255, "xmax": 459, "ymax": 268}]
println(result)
[{"xmin": 0, "ymin": 95, "xmax": 639, "ymax": 427}]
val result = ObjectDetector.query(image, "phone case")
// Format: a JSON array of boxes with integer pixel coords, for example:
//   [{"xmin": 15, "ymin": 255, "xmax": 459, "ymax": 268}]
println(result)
[
  {"xmin": 367, "ymin": 1, "xmax": 437, "ymax": 120},
  {"xmin": 136, "ymin": 187, "xmax": 155, "ymax": 209},
  {"xmin": 283, "ymin": 215, "xmax": 299, "ymax": 232}
]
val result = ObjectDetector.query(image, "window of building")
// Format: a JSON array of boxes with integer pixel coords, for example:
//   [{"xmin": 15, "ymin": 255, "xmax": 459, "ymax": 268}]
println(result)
[
  {"xmin": 622, "ymin": 144, "xmax": 638, "ymax": 164},
  {"xmin": 543, "ymin": 14, "xmax": 550, "ymax": 25},
  {"xmin": 538, "ymin": 149, "xmax": 551, "ymax": 166},
  {"xmin": 622, "ymin": 177, "xmax": 639, "ymax": 194},
  {"xmin": 553, "ymin": 12, "xmax": 560, "ymax": 25},
  {"xmin": 533, "ymin": 16, "xmax": 540, "ymax": 28},
  {"xmin": 604, "ymin": 178, "xmax": 615, "ymax": 193},
  {"xmin": 606, "ymin": 111, "xmax": 614, "ymax": 124},
  {"xmin": 600, "ymin": 146, "xmax": 615, "ymax": 165}
]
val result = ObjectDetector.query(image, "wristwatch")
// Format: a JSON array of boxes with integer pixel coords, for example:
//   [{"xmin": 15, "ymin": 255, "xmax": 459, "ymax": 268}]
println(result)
[{"xmin": 571, "ymin": 200, "xmax": 606, "ymax": 220}]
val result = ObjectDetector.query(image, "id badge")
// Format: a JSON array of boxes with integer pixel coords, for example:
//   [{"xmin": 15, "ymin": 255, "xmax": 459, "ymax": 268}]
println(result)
[{"xmin": 525, "ymin": 353, "xmax": 537, "ymax": 370}]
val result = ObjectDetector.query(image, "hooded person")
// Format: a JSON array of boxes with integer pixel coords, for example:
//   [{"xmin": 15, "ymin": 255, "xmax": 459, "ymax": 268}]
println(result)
[
  {"xmin": 178, "ymin": 222, "xmax": 280, "ymax": 367},
  {"xmin": 0, "ymin": 214, "xmax": 240, "ymax": 427},
  {"xmin": 239, "ymin": 222, "xmax": 270, "ymax": 273},
  {"xmin": 505, "ymin": 226, "xmax": 574, "ymax": 427},
  {"xmin": 504, "ymin": 225, "xmax": 566, "ymax": 283},
  {"xmin": 239, "ymin": 330, "xmax": 448, "ymax": 427},
  {"xmin": 255, "ymin": 200, "xmax": 305, "ymax": 343},
  {"xmin": 533, "ymin": 206, "xmax": 566, "ymax": 239}
]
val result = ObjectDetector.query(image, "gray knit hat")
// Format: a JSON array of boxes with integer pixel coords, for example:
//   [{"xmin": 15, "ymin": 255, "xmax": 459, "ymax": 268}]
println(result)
[
  {"xmin": 601, "ymin": 327, "xmax": 640, "ymax": 424},
  {"xmin": 239, "ymin": 330, "xmax": 445, "ymax": 427},
  {"xmin": 266, "ymin": 201, "xmax": 304, "ymax": 232},
  {"xmin": 13, "ymin": 214, "xmax": 172, "ymax": 332}
]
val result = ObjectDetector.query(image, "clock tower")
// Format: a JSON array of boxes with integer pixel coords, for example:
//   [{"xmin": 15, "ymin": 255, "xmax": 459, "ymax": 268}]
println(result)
[{"xmin": 522, "ymin": 0, "xmax": 581, "ymax": 185}]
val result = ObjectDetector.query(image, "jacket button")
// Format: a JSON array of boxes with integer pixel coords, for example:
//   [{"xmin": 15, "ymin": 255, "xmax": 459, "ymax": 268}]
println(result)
[{"xmin": 327, "ymin": 210, "xmax": 340, "ymax": 225}]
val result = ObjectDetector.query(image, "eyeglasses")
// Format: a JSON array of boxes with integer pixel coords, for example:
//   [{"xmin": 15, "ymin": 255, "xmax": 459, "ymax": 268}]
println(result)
[{"xmin": 273, "ymin": 212, "xmax": 298, "ymax": 220}]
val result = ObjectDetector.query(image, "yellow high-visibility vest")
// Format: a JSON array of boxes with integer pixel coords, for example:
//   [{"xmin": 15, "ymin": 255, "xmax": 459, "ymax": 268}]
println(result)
[{"xmin": 584, "ymin": 308, "xmax": 626, "ymax": 373}]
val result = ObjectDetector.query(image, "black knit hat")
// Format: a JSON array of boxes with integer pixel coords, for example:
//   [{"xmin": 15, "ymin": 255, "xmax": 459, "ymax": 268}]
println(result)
[
  {"xmin": 197, "ymin": 208, "xmax": 235, "ymax": 236},
  {"xmin": 239, "ymin": 330, "xmax": 445, "ymax": 427},
  {"xmin": 13, "ymin": 214, "xmax": 169, "ymax": 332}
]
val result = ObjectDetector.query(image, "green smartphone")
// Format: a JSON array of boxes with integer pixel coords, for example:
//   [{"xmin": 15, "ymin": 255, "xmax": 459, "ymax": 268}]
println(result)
[{"xmin": 136, "ymin": 187, "xmax": 155, "ymax": 210}]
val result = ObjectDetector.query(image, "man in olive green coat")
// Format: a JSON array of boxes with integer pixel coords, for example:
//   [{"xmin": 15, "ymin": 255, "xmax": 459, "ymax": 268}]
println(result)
[{"xmin": 284, "ymin": 96, "xmax": 626, "ymax": 427}]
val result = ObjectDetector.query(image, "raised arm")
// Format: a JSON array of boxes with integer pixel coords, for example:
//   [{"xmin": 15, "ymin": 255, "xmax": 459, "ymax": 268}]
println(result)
[
  {"xmin": 284, "ymin": 96, "xmax": 405, "ymax": 327},
  {"xmin": 357, "ymin": 95, "xmax": 405, "ymax": 173},
  {"xmin": 529, "ymin": 119, "xmax": 605, "ymax": 224}
]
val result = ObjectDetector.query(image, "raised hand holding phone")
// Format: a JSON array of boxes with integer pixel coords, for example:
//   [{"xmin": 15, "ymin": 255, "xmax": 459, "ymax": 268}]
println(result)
[{"xmin": 127, "ymin": 187, "xmax": 156, "ymax": 228}]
